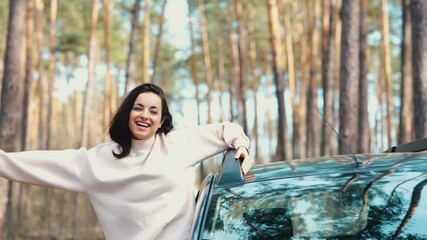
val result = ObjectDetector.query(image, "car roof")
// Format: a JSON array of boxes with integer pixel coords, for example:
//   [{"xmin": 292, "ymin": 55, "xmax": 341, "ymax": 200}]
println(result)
[
  {"xmin": 216, "ymin": 150, "xmax": 427, "ymax": 187},
  {"xmin": 249, "ymin": 152, "xmax": 427, "ymax": 182}
]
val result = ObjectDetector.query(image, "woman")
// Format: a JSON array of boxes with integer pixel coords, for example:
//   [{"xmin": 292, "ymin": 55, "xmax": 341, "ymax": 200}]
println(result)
[{"xmin": 0, "ymin": 83, "xmax": 253, "ymax": 240}]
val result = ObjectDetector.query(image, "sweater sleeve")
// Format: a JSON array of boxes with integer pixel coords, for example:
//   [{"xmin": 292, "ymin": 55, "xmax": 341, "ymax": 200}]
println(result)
[
  {"xmin": 184, "ymin": 122, "xmax": 250, "ymax": 165},
  {"xmin": 0, "ymin": 148, "xmax": 85, "ymax": 193}
]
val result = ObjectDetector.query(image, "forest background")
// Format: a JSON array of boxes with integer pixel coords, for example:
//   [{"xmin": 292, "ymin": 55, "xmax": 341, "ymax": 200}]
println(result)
[{"xmin": 0, "ymin": 0, "xmax": 426, "ymax": 239}]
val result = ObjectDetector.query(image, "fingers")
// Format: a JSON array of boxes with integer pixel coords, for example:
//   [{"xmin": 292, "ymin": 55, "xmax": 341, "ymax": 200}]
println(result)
[
  {"xmin": 235, "ymin": 146, "xmax": 253, "ymax": 174},
  {"xmin": 234, "ymin": 146, "xmax": 247, "ymax": 159},
  {"xmin": 241, "ymin": 155, "xmax": 254, "ymax": 174}
]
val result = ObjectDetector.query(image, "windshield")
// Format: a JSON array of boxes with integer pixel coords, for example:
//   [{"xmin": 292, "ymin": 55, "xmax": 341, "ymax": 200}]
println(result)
[{"xmin": 201, "ymin": 169, "xmax": 427, "ymax": 239}]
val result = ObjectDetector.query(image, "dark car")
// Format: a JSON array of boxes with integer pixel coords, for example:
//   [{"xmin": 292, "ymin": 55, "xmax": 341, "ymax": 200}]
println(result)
[{"xmin": 191, "ymin": 139, "xmax": 427, "ymax": 239}]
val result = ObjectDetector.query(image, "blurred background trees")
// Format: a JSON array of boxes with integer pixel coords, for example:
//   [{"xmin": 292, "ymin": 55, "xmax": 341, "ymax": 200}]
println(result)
[{"xmin": 0, "ymin": 0, "xmax": 425, "ymax": 238}]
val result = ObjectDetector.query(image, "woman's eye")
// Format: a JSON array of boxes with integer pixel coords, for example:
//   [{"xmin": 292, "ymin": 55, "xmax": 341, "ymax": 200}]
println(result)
[{"xmin": 151, "ymin": 111, "xmax": 158, "ymax": 115}]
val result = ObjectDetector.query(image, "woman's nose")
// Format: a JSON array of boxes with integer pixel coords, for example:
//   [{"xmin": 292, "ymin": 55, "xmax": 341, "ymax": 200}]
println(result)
[{"xmin": 139, "ymin": 110, "xmax": 148, "ymax": 119}]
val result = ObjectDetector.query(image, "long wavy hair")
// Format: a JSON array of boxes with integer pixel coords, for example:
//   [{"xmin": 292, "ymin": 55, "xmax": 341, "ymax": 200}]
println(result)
[{"xmin": 108, "ymin": 83, "xmax": 173, "ymax": 158}]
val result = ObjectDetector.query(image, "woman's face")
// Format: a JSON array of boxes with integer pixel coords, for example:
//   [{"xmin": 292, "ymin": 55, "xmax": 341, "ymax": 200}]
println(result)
[{"xmin": 128, "ymin": 92, "xmax": 164, "ymax": 140}]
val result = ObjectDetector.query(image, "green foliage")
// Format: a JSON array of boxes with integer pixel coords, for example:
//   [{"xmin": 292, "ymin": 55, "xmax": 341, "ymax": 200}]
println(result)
[
  {"xmin": 151, "ymin": 38, "xmax": 180, "ymax": 91},
  {"xmin": 98, "ymin": 1, "xmax": 131, "ymax": 68},
  {"xmin": 56, "ymin": 0, "xmax": 91, "ymax": 54},
  {"xmin": 366, "ymin": 0, "xmax": 403, "ymax": 94}
]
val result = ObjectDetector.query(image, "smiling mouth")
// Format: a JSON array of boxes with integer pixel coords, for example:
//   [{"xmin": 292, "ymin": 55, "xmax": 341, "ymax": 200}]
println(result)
[{"xmin": 136, "ymin": 122, "xmax": 150, "ymax": 128}]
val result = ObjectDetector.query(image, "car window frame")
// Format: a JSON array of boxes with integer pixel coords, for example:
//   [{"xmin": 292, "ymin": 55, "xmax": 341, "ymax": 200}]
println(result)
[{"xmin": 191, "ymin": 174, "xmax": 216, "ymax": 240}]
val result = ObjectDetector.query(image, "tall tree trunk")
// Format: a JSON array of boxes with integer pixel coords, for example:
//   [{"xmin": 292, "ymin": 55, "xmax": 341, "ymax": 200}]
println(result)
[
  {"xmin": 103, "ymin": 0, "xmax": 113, "ymax": 135},
  {"xmin": 125, "ymin": 0, "xmax": 142, "ymax": 94},
  {"xmin": 234, "ymin": 0, "xmax": 248, "ymax": 133},
  {"xmin": 264, "ymin": 62, "xmax": 274, "ymax": 163},
  {"xmin": 247, "ymin": 1, "xmax": 260, "ymax": 162},
  {"xmin": 46, "ymin": 0, "xmax": 57, "ymax": 150},
  {"xmin": 411, "ymin": 0, "xmax": 427, "ymax": 139},
  {"xmin": 380, "ymin": 0, "xmax": 393, "ymax": 148},
  {"xmin": 306, "ymin": 0, "xmax": 321, "ymax": 158},
  {"xmin": 141, "ymin": 0, "xmax": 151, "ymax": 84},
  {"xmin": 197, "ymin": 0, "xmax": 213, "ymax": 124},
  {"xmin": 35, "ymin": 0, "xmax": 46, "ymax": 150},
  {"xmin": 330, "ymin": 0, "xmax": 342, "ymax": 156},
  {"xmin": 226, "ymin": 3, "xmax": 239, "ymax": 122},
  {"xmin": 213, "ymin": 0, "xmax": 226, "ymax": 122},
  {"xmin": 296, "ymin": 1, "xmax": 308, "ymax": 159},
  {"xmin": 289, "ymin": 1, "xmax": 300, "ymax": 158},
  {"xmin": 63, "ymin": 53, "xmax": 76, "ymax": 147},
  {"xmin": 81, "ymin": 0, "xmax": 99, "ymax": 147},
  {"xmin": 321, "ymin": 0, "xmax": 337, "ymax": 156},
  {"xmin": 74, "ymin": 90, "xmax": 84, "ymax": 144},
  {"xmin": 0, "ymin": 1, "xmax": 7, "ymax": 78},
  {"xmin": 398, "ymin": 0, "xmax": 413, "ymax": 145},
  {"xmin": 358, "ymin": 0, "xmax": 369, "ymax": 153},
  {"xmin": 276, "ymin": 0, "xmax": 293, "ymax": 159},
  {"xmin": 338, "ymin": 0, "xmax": 360, "ymax": 154},
  {"xmin": 15, "ymin": 2, "xmax": 34, "ymax": 236},
  {"xmin": 377, "ymin": 67, "xmax": 385, "ymax": 150},
  {"xmin": 22, "ymin": 0, "xmax": 34, "ymax": 152},
  {"xmin": 0, "ymin": 0, "xmax": 27, "ymax": 235},
  {"xmin": 198, "ymin": 0, "xmax": 218, "ymax": 174},
  {"xmin": 281, "ymin": 0, "xmax": 298, "ymax": 159},
  {"xmin": 266, "ymin": 0, "xmax": 288, "ymax": 161},
  {"xmin": 187, "ymin": 0, "xmax": 203, "ymax": 181},
  {"xmin": 187, "ymin": 0, "xmax": 201, "ymax": 125},
  {"xmin": 34, "ymin": 2, "xmax": 50, "ymax": 235},
  {"xmin": 151, "ymin": 0, "xmax": 168, "ymax": 83},
  {"xmin": 332, "ymin": 0, "xmax": 343, "ymax": 155}
]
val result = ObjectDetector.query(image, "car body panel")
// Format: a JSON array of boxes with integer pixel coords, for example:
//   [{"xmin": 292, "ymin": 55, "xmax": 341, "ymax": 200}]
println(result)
[{"xmin": 192, "ymin": 153, "xmax": 427, "ymax": 239}]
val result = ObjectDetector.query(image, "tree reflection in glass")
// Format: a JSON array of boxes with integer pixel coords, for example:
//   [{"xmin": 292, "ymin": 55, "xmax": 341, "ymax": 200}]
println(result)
[{"xmin": 201, "ymin": 166, "xmax": 427, "ymax": 239}]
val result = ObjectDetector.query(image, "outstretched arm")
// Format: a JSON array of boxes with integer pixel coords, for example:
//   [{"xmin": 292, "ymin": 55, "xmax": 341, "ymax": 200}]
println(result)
[
  {"xmin": 185, "ymin": 122, "xmax": 253, "ymax": 173},
  {"xmin": 0, "ymin": 148, "xmax": 85, "ymax": 193}
]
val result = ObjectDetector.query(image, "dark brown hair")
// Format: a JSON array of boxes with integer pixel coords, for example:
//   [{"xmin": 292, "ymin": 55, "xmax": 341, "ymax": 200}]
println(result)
[{"xmin": 108, "ymin": 83, "xmax": 173, "ymax": 158}]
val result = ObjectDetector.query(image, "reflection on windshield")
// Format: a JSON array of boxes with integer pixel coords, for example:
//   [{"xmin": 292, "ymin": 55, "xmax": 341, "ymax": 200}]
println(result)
[{"xmin": 201, "ymin": 169, "xmax": 427, "ymax": 239}]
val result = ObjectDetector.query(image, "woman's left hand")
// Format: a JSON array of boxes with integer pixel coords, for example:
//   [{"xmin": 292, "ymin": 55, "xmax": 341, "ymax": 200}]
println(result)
[{"xmin": 235, "ymin": 146, "xmax": 254, "ymax": 174}]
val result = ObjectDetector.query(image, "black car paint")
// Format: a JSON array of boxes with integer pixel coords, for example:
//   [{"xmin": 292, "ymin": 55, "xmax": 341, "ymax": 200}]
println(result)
[{"xmin": 192, "ymin": 152, "xmax": 427, "ymax": 239}]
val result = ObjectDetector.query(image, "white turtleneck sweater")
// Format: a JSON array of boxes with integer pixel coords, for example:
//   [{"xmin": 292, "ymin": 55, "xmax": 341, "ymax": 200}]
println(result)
[{"xmin": 0, "ymin": 122, "xmax": 250, "ymax": 240}]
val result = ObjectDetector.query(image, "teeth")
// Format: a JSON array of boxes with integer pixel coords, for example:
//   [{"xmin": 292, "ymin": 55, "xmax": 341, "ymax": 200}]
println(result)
[{"xmin": 136, "ymin": 122, "xmax": 149, "ymax": 127}]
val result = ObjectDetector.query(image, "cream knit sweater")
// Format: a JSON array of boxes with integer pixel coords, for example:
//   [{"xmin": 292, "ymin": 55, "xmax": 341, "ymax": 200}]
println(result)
[{"xmin": 0, "ymin": 122, "xmax": 250, "ymax": 240}]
